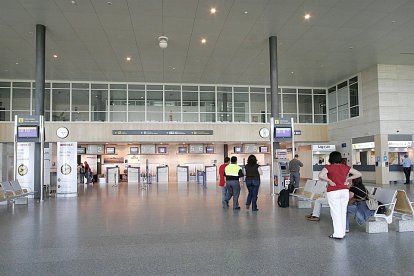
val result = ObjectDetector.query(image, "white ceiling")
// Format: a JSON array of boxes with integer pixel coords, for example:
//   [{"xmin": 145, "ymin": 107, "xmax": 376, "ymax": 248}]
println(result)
[{"xmin": 1, "ymin": 0, "xmax": 414, "ymax": 87}]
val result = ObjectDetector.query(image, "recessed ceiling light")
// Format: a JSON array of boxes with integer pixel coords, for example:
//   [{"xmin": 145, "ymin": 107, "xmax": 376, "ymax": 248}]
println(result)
[
  {"xmin": 71, "ymin": 0, "xmax": 76, "ymax": 4},
  {"xmin": 126, "ymin": 57, "xmax": 131, "ymax": 61},
  {"xmin": 291, "ymin": 71, "xmax": 294, "ymax": 74},
  {"xmin": 349, "ymin": 46, "xmax": 354, "ymax": 49},
  {"xmin": 28, "ymin": 31, "xmax": 33, "ymax": 35},
  {"xmin": 172, "ymin": 67, "xmax": 176, "ymax": 70},
  {"xmin": 53, "ymin": 54, "xmax": 58, "ymax": 58},
  {"xmin": 201, "ymin": 38, "xmax": 207, "ymax": 44},
  {"xmin": 244, "ymin": 11, "xmax": 248, "ymax": 15},
  {"xmin": 304, "ymin": 13, "xmax": 311, "ymax": 20},
  {"xmin": 15, "ymin": 62, "xmax": 19, "ymax": 65},
  {"xmin": 210, "ymin": 7, "xmax": 216, "ymax": 14},
  {"xmin": 107, "ymin": 1, "xmax": 112, "ymax": 5},
  {"xmin": 391, "ymin": 20, "xmax": 397, "ymax": 23}
]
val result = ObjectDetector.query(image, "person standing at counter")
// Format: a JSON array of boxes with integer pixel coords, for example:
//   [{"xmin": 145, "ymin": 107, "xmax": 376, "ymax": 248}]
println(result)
[
  {"xmin": 402, "ymin": 154, "xmax": 412, "ymax": 184},
  {"xmin": 289, "ymin": 154, "xmax": 303, "ymax": 189}
]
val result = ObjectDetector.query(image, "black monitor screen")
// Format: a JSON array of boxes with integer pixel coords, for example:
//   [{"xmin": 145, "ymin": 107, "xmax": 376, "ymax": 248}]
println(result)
[
  {"xmin": 158, "ymin": 147, "xmax": 167, "ymax": 154},
  {"xmin": 17, "ymin": 126, "xmax": 39, "ymax": 138},
  {"xmin": 77, "ymin": 147, "xmax": 86, "ymax": 154},
  {"xmin": 178, "ymin": 147, "xmax": 187, "ymax": 153},
  {"xmin": 275, "ymin": 127, "xmax": 292, "ymax": 138},
  {"xmin": 280, "ymin": 165, "xmax": 287, "ymax": 170},
  {"xmin": 234, "ymin": 146, "xmax": 242, "ymax": 153},
  {"xmin": 259, "ymin": 146, "xmax": 268, "ymax": 153}
]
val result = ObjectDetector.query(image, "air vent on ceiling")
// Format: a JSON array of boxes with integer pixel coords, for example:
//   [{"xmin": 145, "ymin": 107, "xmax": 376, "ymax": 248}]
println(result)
[{"xmin": 400, "ymin": 52, "xmax": 414, "ymax": 55}]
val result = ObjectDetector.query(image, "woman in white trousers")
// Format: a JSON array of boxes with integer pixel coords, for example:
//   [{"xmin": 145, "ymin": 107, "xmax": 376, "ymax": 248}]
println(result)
[{"xmin": 318, "ymin": 151, "xmax": 361, "ymax": 239}]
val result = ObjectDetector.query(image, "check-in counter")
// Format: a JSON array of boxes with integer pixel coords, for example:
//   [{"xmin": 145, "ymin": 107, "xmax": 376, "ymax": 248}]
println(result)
[
  {"xmin": 352, "ymin": 165, "xmax": 375, "ymax": 183},
  {"xmin": 177, "ymin": 165, "xmax": 189, "ymax": 182},
  {"xmin": 205, "ymin": 165, "xmax": 217, "ymax": 183},
  {"xmin": 106, "ymin": 167, "xmax": 120, "ymax": 184},
  {"xmin": 156, "ymin": 166, "xmax": 169, "ymax": 183},
  {"xmin": 389, "ymin": 164, "xmax": 412, "ymax": 184},
  {"xmin": 127, "ymin": 166, "xmax": 140, "ymax": 183}
]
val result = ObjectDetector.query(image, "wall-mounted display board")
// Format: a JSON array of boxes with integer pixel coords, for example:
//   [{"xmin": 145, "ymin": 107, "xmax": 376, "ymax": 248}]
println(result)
[
  {"xmin": 130, "ymin": 146, "xmax": 140, "ymax": 155},
  {"xmin": 77, "ymin": 147, "xmax": 86, "ymax": 154},
  {"xmin": 234, "ymin": 146, "xmax": 242, "ymax": 153},
  {"xmin": 86, "ymin": 144, "xmax": 104, "ymax": 154},
  {"xmin": 141, "ymin": 144, "xmax": 156, "ymax": 154},
  {"xmin": 259, "ymin": 146, "xmax": 268, "ymax": 153},
  {"xmin": 106, "ymin": 147, "xmax": 115, "ymax": 154},
  {"xmin": 244, "ymin": 144, "xmax": 258, "ymax": 153},
  {"xmin": 206, "ymin": 145, "xmax": 215, "ymax": 154},
  {"xmin": 158, "ymin": 146, "xmax": 167, "ymax": 154},
  {"xmin": 178, "ymin": 146, "xmax": 188, "ymax": 154},
  {"xmin": 189, "ymin": 144, "xmax": 204, "ymax": 154}
]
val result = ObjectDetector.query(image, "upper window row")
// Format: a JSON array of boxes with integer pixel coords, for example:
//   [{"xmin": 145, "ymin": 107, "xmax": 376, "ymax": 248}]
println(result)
[{"xmin": 0, "ymin": 81, "xmax": 329, "ymax": 123}]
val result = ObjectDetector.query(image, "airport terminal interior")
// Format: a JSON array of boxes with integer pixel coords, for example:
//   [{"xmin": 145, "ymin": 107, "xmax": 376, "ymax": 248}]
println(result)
[{"xmin": 2, "ymin": 0, "xmax": 414, "ymax": 274}]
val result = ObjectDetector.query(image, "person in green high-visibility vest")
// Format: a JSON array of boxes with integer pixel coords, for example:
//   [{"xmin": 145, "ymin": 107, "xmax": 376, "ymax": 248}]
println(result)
[{"xmin": 224, "ymin": 156, "xmax": 244, "ymax": 210}]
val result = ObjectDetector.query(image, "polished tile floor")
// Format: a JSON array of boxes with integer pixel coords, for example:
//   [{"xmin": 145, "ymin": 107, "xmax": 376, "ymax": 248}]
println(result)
[{"xmin": 1, "ymin": 181, "xmax": 414, "ymax": 275}]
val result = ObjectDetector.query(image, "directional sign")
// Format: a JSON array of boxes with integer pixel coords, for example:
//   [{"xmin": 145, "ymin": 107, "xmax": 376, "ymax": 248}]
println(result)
[{"xmin": 112, "ymin": 130, "xmax": 213, "ymax": 135}]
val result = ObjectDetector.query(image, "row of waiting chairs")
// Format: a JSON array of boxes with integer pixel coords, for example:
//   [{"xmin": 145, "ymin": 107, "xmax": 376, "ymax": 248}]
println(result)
[{"xmin": 0, "ymin": 180, "xmax": 31, "ymax": 204}]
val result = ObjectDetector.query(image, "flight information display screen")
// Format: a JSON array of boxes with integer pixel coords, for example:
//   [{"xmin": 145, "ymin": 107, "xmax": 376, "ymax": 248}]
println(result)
[{"xmin": 17, "ymin": 126, "xmax": 39, "ymax": 138}]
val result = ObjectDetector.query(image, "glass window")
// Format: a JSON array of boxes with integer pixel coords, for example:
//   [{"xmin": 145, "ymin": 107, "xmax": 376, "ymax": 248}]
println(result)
[
  {"xmin": 165, "ymin": 87, "xmax": 181, "ymax": 115},
  {"xmin": 72, "ymin": 112, "xmax": 89, "ymax": 121},
  {"xmin": 314, "ymin": 115, "xmax": 327, "ymax": 123},
  {"xmin": 234, "ymin": 92, "xmax": 248, "ymax": 115},
  {"xmin": 147, "ymin": 89, "xmax": 163, "ymax": 121},
  {"xmin": 110, "ymin": 112, "xmax": 127, "ymax": 122},
  {"xmin": 52, "ymin": 83, "xmax": 70, "ymax": 89},
  {"xmin": 110, "ymin": 89, "xmax": 127, "ymax": 112},
  {"xmin": 349, "ymin": 83, "xmax": 358, "ymax": 107},
  {"xmin": 183, "ymin": 112, "xmax": 198, "ymax": 122},
  {"xmin": 282, "ymin": 94, "xmax": 297, "ymax": 114},
  {"xmin": 298, "ymin": 94, "xmax": 312, "ymax": 114},
  {"xmin": 12, "ymin": 88, "xmax": 31, "ymax": 110},
  {"xmin": 182, "ymin": 89, "xmax": 198, "ymax": 113},
  {"xmin": 72, "ymin": 89, "xmax": 89, "ymax": 112},
  {"xmin": 128, "ymin": 89, "xmax": 145, "ymax": 112},
  {"xmin": 51, "ymin": 88, "xmax": 69, "ymax": 121},
  {"xmin": 91, "ymin": 88, "xmax": 108, "ymax": 122},
  {"xmin": 350, "ymin": 106, "xmax": 359, "ymax": 117},
  {"xmin": 200, "ymin": 91, "xmax": 215, "ymax": 112},
  {"xmin": 200, "ymin": 113, "xmax": 215, "ymax": 122},
  {"xmin": 128, "ymin": 112, "xmax": 145, "ymax": 122},
  {"xmin": 314, "ymin": 95, "xmax": 326, "ymax": 114},
  {"xmin": 298, "ymin": 89, "xmax": 312, "ymax": 94},
  {"xmin": 0, "ymin": 82, "xmax": 11, "ymax": 87},
  {"xmin": 218, "ymin": 86, "xmax": 232, "ymax": 122},
  {"xmin": 0, "ymin": 87, "xmax": 11, "ymax": 121},
  {"xmin": 299, "ymin": 114, "xmax": 312, "ymax": 123},
  {"xmin": 282, "ymin": 88, "xmax": 296, "ymax": 94},
  {"xmin": 313, "ymin": 89, "xmax": 326, "ymax": 95}
]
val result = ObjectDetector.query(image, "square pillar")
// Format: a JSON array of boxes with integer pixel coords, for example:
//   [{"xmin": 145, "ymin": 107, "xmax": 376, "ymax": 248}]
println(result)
[{"xmin": 375, "ymin": 134, "xmax": 389, "ymax": 185}]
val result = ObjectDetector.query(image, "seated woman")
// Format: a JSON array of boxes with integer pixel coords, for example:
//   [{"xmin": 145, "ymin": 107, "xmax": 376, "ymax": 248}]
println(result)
[{"xmin": 346, "ymin": 177, "xmax": 375, "ymax": 232}]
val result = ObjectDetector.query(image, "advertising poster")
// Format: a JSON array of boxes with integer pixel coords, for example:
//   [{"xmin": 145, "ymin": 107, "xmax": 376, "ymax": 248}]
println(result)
[
  {"xmin": 16, "ymin": 142, "xmax": 35, "ymax": 197},
  {"xmin": 57, "ymin": 142, "xmax": 77, "ymax": 197}
]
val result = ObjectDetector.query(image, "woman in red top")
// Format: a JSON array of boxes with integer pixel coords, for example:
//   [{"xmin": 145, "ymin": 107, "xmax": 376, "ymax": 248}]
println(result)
[{"xmin": 318, "ymin": 151, "xmax": 361, "ymax": 239}]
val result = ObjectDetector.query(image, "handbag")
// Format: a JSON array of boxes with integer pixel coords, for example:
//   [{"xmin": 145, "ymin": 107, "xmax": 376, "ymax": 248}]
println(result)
[{"xmin": 366, "ymin": 197, "xmax": 379, "ymax": 211}]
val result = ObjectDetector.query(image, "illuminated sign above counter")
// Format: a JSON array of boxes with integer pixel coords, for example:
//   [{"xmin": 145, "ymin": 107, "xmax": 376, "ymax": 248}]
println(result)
[
  {"xmin": 388, "ymin": 141, "xmax": 412, "ymax": 148},
  {"xmin": 112, "ymin": 130, "xmax": 213, "ymax": 135}
]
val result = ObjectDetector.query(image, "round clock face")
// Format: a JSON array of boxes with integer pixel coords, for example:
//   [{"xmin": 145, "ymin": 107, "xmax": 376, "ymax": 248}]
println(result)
[
  {"xmin": 18, "ymin": 164, "xmax": 28, "ymax": 176},
  {"xmin": 61, "ymin": 163, "xmax": 72, "ymax": 175},
  {"xmin": 56, "ymin": 127, "xmax": 69, "ymax": 139},
  {"xmin": 259, "ymin": 127, "xmax": 270, "ymax": 138}
]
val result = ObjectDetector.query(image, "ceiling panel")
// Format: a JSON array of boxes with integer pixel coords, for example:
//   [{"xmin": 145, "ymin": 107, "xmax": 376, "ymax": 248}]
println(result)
[{"xmin": 1, "ymin": 0, "xmax": 414, "ymax": 87}]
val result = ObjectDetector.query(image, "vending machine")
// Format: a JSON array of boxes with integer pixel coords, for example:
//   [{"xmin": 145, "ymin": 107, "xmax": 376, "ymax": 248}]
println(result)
[{"xmin": 274, "ymin": 149, "xmax": 290, "ymax": 194}]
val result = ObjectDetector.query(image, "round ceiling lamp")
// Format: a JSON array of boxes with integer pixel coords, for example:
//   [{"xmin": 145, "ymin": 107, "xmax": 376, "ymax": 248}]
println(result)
[{"xmin": 158, "ymin": 36, "xmax": 168, "ymax": 49}]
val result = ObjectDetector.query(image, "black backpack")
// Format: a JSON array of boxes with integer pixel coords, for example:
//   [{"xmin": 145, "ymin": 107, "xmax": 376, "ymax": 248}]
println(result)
[{"xmin": 278, "ymin": 189, "xmax": 290, "ymax": 208}]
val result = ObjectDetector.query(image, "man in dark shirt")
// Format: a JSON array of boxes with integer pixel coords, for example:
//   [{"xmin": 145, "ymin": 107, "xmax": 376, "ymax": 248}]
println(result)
[{"xmin": 289, "ymin": 154, "xmax": 303, "ymax": 189}]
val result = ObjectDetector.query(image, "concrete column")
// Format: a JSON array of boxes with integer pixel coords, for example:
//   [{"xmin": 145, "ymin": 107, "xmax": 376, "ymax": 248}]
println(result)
[
  {"xmin": 34, "ymin": 24, "xmax": 46, "ymax": 200},
  {"xmin": 269, "ymin": 36, "xmax": 279, "ymax": 118},
  {"xmin": 375, "ymin": 134, "xmax": 389, "ymax": 185}
]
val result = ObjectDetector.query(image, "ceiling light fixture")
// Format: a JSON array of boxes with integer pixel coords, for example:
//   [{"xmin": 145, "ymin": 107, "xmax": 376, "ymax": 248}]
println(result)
[
  {"xmin": 15, "ymin": 62, "xmax": 19, "ymax": 65},
  {"xmin": 53, "ymin": 54, "xmax": 58, "ymax": 58},
  {"xmin": 244, "ymin": 11, "xmax": 248, "ymax": 14},
  {"xmin": 201, "ymin": 38, "xmax": 207, "ymax": 44},
  {"xmin": 210, "ymin": 7, "xmax": 216, "ymax": 14},
  {"xmin": 107, "ymin": 1, "xmax": 112, "ymax": 5},
  {"xmin": 304, "ymin": 13, "xmax": 311, "ymax": 20},
  {"xmin": 158, "ymin": 36, "xmax": 168, "ymax": 49},
  {"xmin": 126, "ymin": 57, "xmax": 131, "ymax": 61},
  {"xmin": 71, "ymin": 0, "xmax": 76, "ymax": 4}
]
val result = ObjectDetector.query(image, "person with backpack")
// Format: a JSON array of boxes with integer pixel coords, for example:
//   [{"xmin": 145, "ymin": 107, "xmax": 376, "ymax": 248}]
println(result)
[
  {"xmin": 318, "ymin": 151, "xmax": 362, "ymax": 239},
  {"xmin": 346, "ymin": 177, "xmax": 376, "ymax": 232}
]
